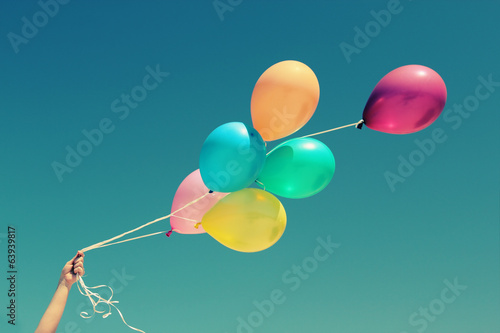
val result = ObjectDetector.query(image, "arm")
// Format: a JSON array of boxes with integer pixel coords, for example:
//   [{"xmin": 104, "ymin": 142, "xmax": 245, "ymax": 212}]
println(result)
[{"xmin": 35, "ymin": 251, "xmax": 85, "ymax": 333}]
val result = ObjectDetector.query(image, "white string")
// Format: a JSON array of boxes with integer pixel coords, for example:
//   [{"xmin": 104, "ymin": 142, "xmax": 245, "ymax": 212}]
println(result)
[
  {"xmin": 96, "ymin": 230, "xmax": 168, "ymax": 249},
  {"xmin": 265, "ymin": 120, "xmax": 364, "ymax": 157},
  {"xmin": 75, "ymin": 191, "xmax": 212, "ymax": 333},
  {"xmin": 80, "ymin": 213, "xmax": 171, "ymax": 252},
  {"xmin": 255, "ymin": 179, "xmax": 266, "ymax": 190},
  {"xmin": 76, "ymin": 275, "xmax": 145, "ymax": 333},
  {"xmin": 81, "ymin": 192, "xmax": 210, "ymax": 252},
  {"xmin": 297, "ymin": 120, "xmax": 363, "ymax": 139},
  {"xmin": 170, "ymin": 215, "xmax": 200, "ymax": 223}
]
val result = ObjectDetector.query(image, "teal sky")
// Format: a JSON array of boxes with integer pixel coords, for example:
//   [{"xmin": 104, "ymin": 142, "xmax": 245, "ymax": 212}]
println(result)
[{"xmin": 1, "ymin": 1, "xmax": 499, "ymax": 332}]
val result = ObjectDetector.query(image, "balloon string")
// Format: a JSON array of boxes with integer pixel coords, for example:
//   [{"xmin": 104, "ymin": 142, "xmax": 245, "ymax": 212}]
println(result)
[
  {"xmin": 75, "ymin": 193, "xmax": 213, "ymax": 332},
  {"xmin": 171, "ymin": 215, "xmax": 200, "ymax": 223},
  {"xmin": 76, "ymin": 275, "xmax": 146, "ymax": 333},
  {"xmin": 81, "ymin": 191, "xmax": 210, "ymax": 252},
  {"xmin": 95, "ymin": 230, "xmax": 168, "ymax": 249},
  {"xmin": 255, "ymin": 179, "xmax": 265, "ymax": 190},
  {"xmin": 297, "ymin": 120, "xmax": 364, "ymax": 139}
]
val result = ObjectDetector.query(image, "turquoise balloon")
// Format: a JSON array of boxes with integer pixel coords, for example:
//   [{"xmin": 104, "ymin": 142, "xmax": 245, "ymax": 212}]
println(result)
[
  {"xmin": 200, "ymin": 122, "xmax": 266, "ymax": 193},
  {"xmin": 257, "ymin": 138, "xmax": 335, "ymax": 199}
]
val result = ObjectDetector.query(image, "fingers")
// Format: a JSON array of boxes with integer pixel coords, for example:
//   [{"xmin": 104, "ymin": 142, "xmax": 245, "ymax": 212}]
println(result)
[
  {"xmin": 63, "ymin": 251, "xmax": 86, "ymax": 277},
  {"xmin": 67, "ymin": 251, "xmax": 85, "ymax": 266},
  {"xmin": 73, "ymin": 255, "xmax": 85, "ymax": 276}
]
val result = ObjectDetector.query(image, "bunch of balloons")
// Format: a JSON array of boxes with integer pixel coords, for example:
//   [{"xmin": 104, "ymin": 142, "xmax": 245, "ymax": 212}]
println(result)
[
  {"xmin": 74, "ymin": 60, "xmax": 447, "ymax": 333},
  {"xmin": 167, "ymin": 61, "xmax": 447, "ymax": 253}
]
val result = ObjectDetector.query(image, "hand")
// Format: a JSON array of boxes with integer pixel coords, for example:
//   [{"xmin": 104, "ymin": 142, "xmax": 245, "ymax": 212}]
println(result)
[
  {"xmin": 36, "ymin": 251, "xmax": 86, "ymax": 333},
  {"xmin": 59, "ymin": 251, "xmax": 85, "ymax": 288}
]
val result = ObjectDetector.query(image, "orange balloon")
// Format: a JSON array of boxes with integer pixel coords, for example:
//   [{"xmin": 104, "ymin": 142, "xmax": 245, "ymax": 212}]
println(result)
[{"xmin": 251, "ymin": 60, "xmax": 320, "ymax": 141}]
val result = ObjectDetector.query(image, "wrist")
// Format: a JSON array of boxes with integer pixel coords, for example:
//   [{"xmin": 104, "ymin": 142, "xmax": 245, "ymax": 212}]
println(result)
[{"xmin": 58, "ymin": 278, "xmax": 73, "ymax": 290}]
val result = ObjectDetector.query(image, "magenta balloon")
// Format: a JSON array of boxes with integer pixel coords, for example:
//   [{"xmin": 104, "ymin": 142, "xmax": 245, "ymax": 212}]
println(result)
[
  {"xmin": 362, "ymin": 65, "xmax": 447, "ymax": 134},
  {"xmin": 169, "ymin": 169, "xmax": 227, "ymax": 235}
]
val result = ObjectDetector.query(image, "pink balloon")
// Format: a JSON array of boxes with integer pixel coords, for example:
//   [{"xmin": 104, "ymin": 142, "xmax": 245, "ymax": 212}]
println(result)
[
  {"xmin": 168, "ymin": 170, "xmax": 227, "ymax": 236},
  {"xmin": 362, "ymin": 65, "xmax": 447, "ymax": 134}
]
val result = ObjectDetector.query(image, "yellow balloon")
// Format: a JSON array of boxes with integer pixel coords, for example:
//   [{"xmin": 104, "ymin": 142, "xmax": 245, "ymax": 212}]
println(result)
[{"xmin": 201, "ymin": 188, "xmax": 286, "ymax": 253}]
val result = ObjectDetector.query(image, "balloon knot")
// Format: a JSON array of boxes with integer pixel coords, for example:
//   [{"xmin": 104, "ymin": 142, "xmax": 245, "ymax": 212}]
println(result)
[
  {"xmin": 166, "ymin": 230, "xmax": 173, "ymax": 237},
  {"xmin": 208, "ymin": 190, "xmax": 213, "ymax": 194},
  {"xmin": 194, "ymin": 223, "xmax": 201, "ymax": 229},
  {"xmin": 356, "ymin": 119, "xmax": 364, "ymax": 130}
]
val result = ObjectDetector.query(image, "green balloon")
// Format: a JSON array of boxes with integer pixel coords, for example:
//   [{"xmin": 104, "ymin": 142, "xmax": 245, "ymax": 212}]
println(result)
[{"xmin": 257, "ymin": 138, "xmax": 335, "ymax": 199}]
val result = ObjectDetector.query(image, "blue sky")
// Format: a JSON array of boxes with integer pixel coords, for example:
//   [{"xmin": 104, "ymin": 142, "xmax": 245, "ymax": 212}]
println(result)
[{"xmin": 0, "ymin": 1, "xmax": 499, "ymax": 332}]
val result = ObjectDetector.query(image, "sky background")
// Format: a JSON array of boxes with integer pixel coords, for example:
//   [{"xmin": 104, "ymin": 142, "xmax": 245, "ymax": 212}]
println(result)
[{"xmin": 1, "ymin": 1, "xmax": 499, "ymax": 332}]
